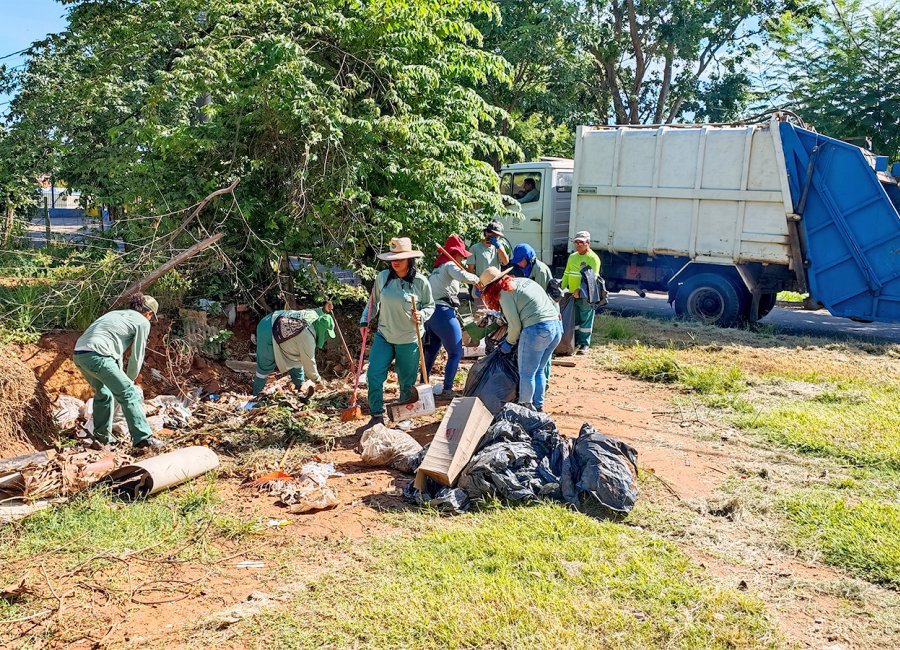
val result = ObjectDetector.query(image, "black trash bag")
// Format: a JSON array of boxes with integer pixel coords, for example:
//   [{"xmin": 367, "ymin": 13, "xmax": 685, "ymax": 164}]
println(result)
[
  {"xmin": 571, "ymin": 423, "xmax": 638, "ymax": 516},
  {"xmin": 463, "ymin": 347, "xmax": 519, "ymax": 415},
  {"xmin": 403, "ymin": 475, "xmax": 470, "ymax": 514},
  {"xmin": 457, "ymin": 403, "xmax": 572, "ymax": 504},
  {"xmin": 391, "ymin": 444, "xmax": 428, "ymax": 475},
  {"xmin": 555, "ymin": 294, "xmax": 576, "ymax": 356}
]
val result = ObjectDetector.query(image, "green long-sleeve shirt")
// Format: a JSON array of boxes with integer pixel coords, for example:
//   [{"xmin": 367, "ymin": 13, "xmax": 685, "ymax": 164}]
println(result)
[
  {"xmin": 529, "ymin": 259, "xmax": 553, "ymax": 293},
  {"xmin": 428, "ymin": 262, "xmax": 479, "ymax": 307},
  {"xmin": 562, "ymin": 250, "xmax": 602, "ymax": 293},
  {"xmin": 498, "ymin": 278, "xmax": 561, "ymax": 345},
  {"xmin": 361, "ymin": 270, "xmax": 435, "ymax": 345},
  {"xmin": 74, "ymin": 309, "xmax": 150, "ymax": 380}
]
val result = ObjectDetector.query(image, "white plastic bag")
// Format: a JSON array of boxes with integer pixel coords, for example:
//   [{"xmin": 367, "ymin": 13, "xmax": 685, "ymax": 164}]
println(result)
[
  {"xmin": 358, "ymin": 424, "xmax": 423, "ymax": 469},
  {"xmin": 53, "ymin": 395, "xmax": 85, "ymax": 429}
]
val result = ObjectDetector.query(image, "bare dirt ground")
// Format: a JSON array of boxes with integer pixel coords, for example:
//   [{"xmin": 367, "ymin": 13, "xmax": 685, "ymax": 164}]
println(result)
[{"xmin": 3, "ymin": 344, "xmax": 896, "ymax": 649}]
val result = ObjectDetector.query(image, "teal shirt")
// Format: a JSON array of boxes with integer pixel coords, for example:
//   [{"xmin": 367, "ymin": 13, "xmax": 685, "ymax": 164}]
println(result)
[
  {"xmin": 563, "ymin": 250, "xmax": 602, "ymax": 293},
  {"xmin": 75, "ymin": 309, "xmax": 150, "ymax": 380},
  {"xmin": 499, "ymin": 278, "xmax": 561, "ymax": 344},
  {"xmin": 361, "ymin": 270, "xmax": 435, "ymax": 345},
  {"xmin": 428, "ymin": 262, "xmax": 479, "ymax": 307},
  {"xmin": 467, "ymin": 241, "xmax": 504, "ymax": 276},
  {"xmin": 529, "ymin": 259, "xmax": 553, "ymax": 293}
]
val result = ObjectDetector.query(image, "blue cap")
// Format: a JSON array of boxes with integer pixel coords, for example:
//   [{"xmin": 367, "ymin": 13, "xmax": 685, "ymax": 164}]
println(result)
[{"xmin": 510, "ymin": 243, "xmax": 535, "ymax": 266}]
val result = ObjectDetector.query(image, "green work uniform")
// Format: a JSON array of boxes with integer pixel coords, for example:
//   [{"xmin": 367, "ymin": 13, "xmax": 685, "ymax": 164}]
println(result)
[
  {"xmin": 498, "ymin": 278, "xmax": 560, "ymax": 345},
  {"xmin": 467, "ymin": 241, "xmax": 504, "ymax": 276},
  {"xmin": 529, "ymin": 259, "xmax": 553, "ymax": 294},
  {"xmin": 428, "ymin": 262, "xmax": 479, "ymax": 307},
  {"xmin": 253, "ymin": 309, "xmax": 335, "ymax": 396},
  {"xmin": 563, "ymin": 249, "xmax": 602, "ymax": 347},
  {"xmin": 72, "ymin": 309, "xmax": 153, "ymax": 445},
  {"xmin": 361, "ymin": 270, "xmax": 434, "ymax": 416}
]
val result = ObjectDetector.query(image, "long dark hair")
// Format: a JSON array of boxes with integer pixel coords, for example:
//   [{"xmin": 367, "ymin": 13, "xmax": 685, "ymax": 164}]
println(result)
[
  {"xmin": 128, "ymin": 292, "xmax": 149, "ymax": 313},
  {"xmin": 386, "ymin": 259, "xmax": 418, "ymax": 285}
]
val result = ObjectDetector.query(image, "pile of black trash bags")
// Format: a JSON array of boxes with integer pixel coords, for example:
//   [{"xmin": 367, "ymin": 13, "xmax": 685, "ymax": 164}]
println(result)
[{"xmin": 406, "ymin": 403, "xmax": 639, "ymax": 516}]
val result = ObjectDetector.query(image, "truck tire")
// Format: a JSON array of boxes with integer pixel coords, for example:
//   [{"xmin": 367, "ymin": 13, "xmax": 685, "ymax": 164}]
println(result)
[
  {"xmin": 673, "ymin": 274, "xmax": 744, "ymax": 327},
  {"xmin": 757, "ymin": 293, "xmax": 777, "ymax": 319}
]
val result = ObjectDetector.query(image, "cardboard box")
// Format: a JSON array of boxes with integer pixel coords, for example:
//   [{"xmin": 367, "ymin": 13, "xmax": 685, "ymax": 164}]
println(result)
[
  {"xmin": 462, "ymin": 340, "xmax": 486, "ymax": 358},
  {"xmin": 387, "ymin": 384, "xmax": 435, "ymax": 422},
  {"xmin": 413, "ymin": 396, "xmax": 493, "ymax": 489}
]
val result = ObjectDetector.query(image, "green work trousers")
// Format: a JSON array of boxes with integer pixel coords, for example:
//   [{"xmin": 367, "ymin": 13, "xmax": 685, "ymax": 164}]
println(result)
[
  {"xmin": 575, "ymin": 298, "xmax": 595, "ymax": 347},
  {"xmin": 253, "ymin": 315, "xmax": 305, "ymax": 396},
  {"xmin": 366, "ymin": 331, "xmax": 420, "ymax": 417},
  {"xmin": 73, "ymin": 352, "xmax": 153, "ymax": 445}
]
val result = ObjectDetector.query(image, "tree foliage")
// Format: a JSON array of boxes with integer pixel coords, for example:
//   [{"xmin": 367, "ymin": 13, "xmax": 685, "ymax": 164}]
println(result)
[
  {"xmin": 774, "ymin": 0, "xmax": 900, "ymax": 158},
  {"xmin": 579, "ymin": 0, "xmax": 820, "ymax": 124},
  {"xmin": 1, "ymin": 0, "xmax": 516, "ymax": 273}
]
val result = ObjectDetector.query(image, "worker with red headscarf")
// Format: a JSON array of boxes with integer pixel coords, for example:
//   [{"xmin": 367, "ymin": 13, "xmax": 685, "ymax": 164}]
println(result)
[{"xmin": 424, "ymin": 234, "xmax": 480, "ymax": 398}]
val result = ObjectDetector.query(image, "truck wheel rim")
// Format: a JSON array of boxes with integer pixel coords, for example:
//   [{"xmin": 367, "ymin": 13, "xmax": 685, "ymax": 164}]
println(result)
[{"xmin": 688, "ymin": 288, "xmax": 725, "ymax": 322}]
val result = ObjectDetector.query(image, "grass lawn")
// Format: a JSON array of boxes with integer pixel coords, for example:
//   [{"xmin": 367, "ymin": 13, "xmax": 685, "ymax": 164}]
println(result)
[
  {"xmin": 234, "ymin": 504, "xmax": 782, "ymax": 650},
  {"xmin": 590, "ymin": 313, "xmax": 900, "ymax": 587}
]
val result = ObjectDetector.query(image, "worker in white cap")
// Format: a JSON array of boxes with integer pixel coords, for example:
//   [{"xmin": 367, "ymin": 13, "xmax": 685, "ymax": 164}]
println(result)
[
  {"xmin": 562, "ymin": 231, "xmax": 602, "ymax": 354},
  {"xmin": 72, "ymin": 292, "xmax": 166, "ymax": 450}
]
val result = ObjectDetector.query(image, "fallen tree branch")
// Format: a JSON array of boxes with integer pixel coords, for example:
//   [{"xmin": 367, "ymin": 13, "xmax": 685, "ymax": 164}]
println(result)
[
  {"xmin": 163, "ymin": 179, "xmax": 239, "ymax": 247},
  {"xmin": 113, "ymin": 232, "xmax": 224, "ymax": 305}
]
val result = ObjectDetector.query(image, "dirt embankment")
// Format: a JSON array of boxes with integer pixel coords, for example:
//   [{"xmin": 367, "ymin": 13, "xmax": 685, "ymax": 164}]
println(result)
[{"xmin": 0, "ymin": 349, "xmax": 56, "ymax": 458}]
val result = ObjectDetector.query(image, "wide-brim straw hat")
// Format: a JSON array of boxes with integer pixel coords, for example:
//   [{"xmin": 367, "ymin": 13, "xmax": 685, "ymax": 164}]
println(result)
[
  {"xmin": 143, "ymin": 295, "xmax": 159, "ymax": 316},
  {"xmin": 478, "ymin": 266, "xmax": 512, "ymax": 287},
  {"xmin": 377, "ymin": 237, "xmax": 425, "ymax": 261}
]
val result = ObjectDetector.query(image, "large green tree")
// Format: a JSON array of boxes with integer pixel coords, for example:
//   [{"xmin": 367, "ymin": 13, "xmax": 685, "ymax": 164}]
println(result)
[
  {"xmin": 580, "ymin": 0, "xmax": 820, "ymax": 124},
  {"xmin": 1, "ymin": 0, "xmax": 515, "ymax": 270},
  {"xmin": 774, "ymin": 0, "xmax": 900, "ymax": 158}
]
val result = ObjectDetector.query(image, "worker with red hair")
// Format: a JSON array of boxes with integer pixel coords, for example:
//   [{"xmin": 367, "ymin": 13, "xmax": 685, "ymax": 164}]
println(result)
[{"xmin": 480, "ymin": 268, "xmax": 562, "ymax": 412}]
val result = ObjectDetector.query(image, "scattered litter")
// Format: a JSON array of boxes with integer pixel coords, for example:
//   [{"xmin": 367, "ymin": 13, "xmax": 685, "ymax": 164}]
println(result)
[
  {"xmin": 358, "ymin": 424, "xmax": 423, "ymax": 474},
  {"xmin": 234, "ymin": 561, "xmax": 266, "ymax": 569},
  {"xmin": 396, "ymin": 419, "xmax": 413, "ymax": 431},
  {"xmin": 0, "ymin": 448, "xmax": 134, "ymax": 503},
  {"xmin": 242, "ymin": 401, "xmax": 256, "ymax": 410},
  {"xmin": 247, "ymin": 462, "xmax": 341, "ymax": 514},
  {"xmin": 266, "ymin": 519, "xmax": 292, "ymax": 527},
  {"xmin": 150, "ymin": 368, "xmax": 165, "ymax": 382}
]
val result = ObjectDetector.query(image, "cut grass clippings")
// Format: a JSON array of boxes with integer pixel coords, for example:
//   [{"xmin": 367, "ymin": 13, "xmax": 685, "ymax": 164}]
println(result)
[{"xmin": 237, "ymin": 504, "xmax": 782, "ymax": 650}]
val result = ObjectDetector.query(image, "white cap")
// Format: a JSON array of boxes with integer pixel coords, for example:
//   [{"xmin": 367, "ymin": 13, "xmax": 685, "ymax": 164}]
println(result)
[{"xmin": 573, "ymin": 231, "xmax": 591, "ymax": 243}]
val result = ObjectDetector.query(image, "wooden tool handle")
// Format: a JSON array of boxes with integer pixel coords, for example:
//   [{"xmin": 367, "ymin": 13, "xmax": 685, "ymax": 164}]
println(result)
[
  {"xmin": 410, "ymin": 295, "xmax": 429, "ymax": 384},
  {"xmin": 437, "ymin": 244, "xmax": 472, "ymax": 276}
]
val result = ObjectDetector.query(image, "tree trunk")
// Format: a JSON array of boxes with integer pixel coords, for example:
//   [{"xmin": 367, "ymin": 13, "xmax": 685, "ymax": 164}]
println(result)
[{"xmin": 2, "ymin": 199, "xmax": 14, "ymax": 247}]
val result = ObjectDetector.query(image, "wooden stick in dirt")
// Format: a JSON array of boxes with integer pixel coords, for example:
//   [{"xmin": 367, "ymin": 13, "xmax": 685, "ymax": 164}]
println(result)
[
  {"xmin": 306, "ymin": 262, "xmax": 354, "ymax": 370},
  {"xmin": 113, "ymin": 232, "xmax": 224, "ymax": 305},
  {"xmin": 410, "ymin": 295, "xmax": 428, "ymax": 384}
]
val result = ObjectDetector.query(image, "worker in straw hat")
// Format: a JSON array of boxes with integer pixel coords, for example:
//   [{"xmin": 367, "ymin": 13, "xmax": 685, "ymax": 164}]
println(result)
[
  {"xmin": 562, "ymin": 230, "xmax": 602, "ymax": 355},
  {"xmin": 72, "ymin": 292, "xmax": 166, "ymax": 450},
  {"xmin": 480, "ymin": 268, "xmax": 562, "ymax": 412},
  {"xmin": 359, "ymin": 237, "xmax": 435, "ymax": 428}
]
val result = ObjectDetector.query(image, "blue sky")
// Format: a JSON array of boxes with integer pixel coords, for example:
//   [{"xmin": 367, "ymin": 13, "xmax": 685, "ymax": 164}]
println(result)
[{"xmin": 0, "ymin": 0, "xmax": 68, "ymax": 109}]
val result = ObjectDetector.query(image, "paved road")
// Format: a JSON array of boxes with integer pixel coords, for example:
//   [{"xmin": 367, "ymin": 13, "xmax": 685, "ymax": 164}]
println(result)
[{"xmin": 604, "ymin": 292, "xmax": 900, "ymax": 345}]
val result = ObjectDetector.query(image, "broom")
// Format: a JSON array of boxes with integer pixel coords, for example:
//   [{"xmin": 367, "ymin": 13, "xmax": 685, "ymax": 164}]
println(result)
[{"xmin": 340, "ymin": 283, "xmax": 376, "ymax": 421}]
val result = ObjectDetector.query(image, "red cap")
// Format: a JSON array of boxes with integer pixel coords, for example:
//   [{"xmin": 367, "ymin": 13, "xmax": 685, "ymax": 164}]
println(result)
[{"xmin": 442, "ymin": 234, "xmax": 471, "ymax": 258}]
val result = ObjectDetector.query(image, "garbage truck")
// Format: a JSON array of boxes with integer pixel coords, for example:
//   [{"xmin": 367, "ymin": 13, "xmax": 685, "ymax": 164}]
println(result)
[{"xmin": 497, "ymin": 116, "xmax": 900, "ymax": 326}]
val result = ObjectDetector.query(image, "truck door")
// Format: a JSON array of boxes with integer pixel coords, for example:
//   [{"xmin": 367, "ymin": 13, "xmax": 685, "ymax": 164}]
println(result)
[{"xmin": 499, "ymin": 170, "xmax": 544, "ymax": 252}]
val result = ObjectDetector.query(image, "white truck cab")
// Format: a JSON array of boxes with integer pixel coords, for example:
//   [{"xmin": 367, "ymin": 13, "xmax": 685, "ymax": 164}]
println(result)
[{"xmin": 497, "ymin": 158, "xmax": 574, "ymax": 270}]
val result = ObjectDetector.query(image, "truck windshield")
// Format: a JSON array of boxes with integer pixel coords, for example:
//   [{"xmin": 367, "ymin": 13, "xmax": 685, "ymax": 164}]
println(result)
[{"xmin": 500, "ymin": 172, "xmax": 542, "ymax": 204}]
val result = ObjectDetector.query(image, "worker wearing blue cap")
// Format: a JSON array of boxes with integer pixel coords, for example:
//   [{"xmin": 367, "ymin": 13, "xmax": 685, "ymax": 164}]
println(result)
[{"xmin": 509, "ymin": 243, "xmax": 553, "ymax": 294}]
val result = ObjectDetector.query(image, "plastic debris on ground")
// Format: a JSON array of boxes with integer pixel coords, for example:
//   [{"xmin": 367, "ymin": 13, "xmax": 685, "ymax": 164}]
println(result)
[
  {"xmin": 462, "ymin": 347, "xmax": 519, "ymax": 415},
  {"xmin": 245, "ymin": 461, "xmax": 342, "ymax": 514},
  {"xmin": 406, "ymin": 403, "xmax": 638, "ymax": 516},
  {"xmin": 358, "ymin": 424, "xmax": 423, "ymax": 474}
]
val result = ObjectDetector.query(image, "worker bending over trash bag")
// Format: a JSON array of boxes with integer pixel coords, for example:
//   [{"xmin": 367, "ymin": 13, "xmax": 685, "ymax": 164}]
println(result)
[
  {"xmin": 253, "ymin": 301, "xmax": 336, "ymax": 397},
  {"xmin": 360, "ymin": 237, "xmax": 435, "ymax": 429},
  {"xmin": 425, "ymin": 234, "xmax": 479, "ymax": 398},
  {"xmin": 72, "ymin": 293, "xmax": 165, "ymax": 450},
  {"xmin": 509, "ymin": 243, "xmax": 554, "ymax": 296},
  {"xmin": 481, "ymin": 268, "xmax": 562, "ymax": 412}
]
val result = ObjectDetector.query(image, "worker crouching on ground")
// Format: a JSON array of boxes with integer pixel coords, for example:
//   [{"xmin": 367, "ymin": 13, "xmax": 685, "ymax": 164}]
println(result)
[
  {"xmin": 253, "ymin": 301, "xmax": 336, "ymax": 397},
  {"xmin": 360, "ymin": 237, "xmax": 435, "ymax": 428},
  {"xmin": 563, "ymin": 230, "xmax": 602, "ymax": 355},
  {"xmin": 72, "ymin": 293, "xmax": 165, "ymax": 450},
  {"xmin": 425, "ymin": 234, "xmax": 480, "ymax": 398},
  {"xmin": 481, "ymin": 268, "xmax": 562, "ymax": 412}
]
